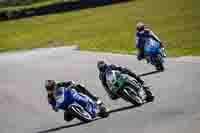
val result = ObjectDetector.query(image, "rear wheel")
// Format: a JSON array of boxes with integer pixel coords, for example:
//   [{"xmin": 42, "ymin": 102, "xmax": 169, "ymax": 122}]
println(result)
[
  {"xmin": 69, "ymin": 104, "xmax": 93, "ymax": 123},
  {"xmin": 143, "ymin": 87, "xmax": 155, "ymax": 102},
  {"xmin": 64, "ymin": 110, "xmax": 75, "ymax": 122},
  {"xmin": 98, "ymin": 105, "xmax": 109, "ymax": 118},
  {"xmin": 155, "ymin": 55, "xmax": 164, "ymax": 71}
]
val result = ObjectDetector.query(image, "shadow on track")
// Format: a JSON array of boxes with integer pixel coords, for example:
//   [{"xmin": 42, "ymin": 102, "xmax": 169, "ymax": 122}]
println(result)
[
  {"xmin": 138, "ymin": 70, "xmax": 161, "ymax": 77},
  {"xmin": 107, "ymin": 104, "xmax": 138, "ymax": 114},
  {"xmin": 36, "ymin": 122, "xmax": 85, "ymax": 133},
  {"xmin": 36, "ymin": 118, "xmax": 102, "ymax": 133},
  {"xmin": 36, "ymin": 104, "xmax": 139, "ymax": 133}
]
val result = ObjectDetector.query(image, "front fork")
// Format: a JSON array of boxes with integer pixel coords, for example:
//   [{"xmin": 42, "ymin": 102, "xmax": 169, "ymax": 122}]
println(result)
[
  {"xmin": 128, "ymin": 80, "xmax": 147, "ymax": 101},
  {"xmin": 138, "ymin": 87, "xmax": 147, "ymax": 101}
]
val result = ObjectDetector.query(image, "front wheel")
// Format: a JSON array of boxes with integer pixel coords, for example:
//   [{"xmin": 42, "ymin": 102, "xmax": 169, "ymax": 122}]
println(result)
[
  {"xmin": 120, "ymin": 86, "xmax": 143, "ymax": 106},
  {"xmin": 68, "ymin": 104, "xmax": 93, "ymax": 123}
]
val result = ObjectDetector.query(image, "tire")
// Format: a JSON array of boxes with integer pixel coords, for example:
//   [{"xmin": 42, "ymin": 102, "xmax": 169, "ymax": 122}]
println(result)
[
  {"xmin": 64, "ymin": 110, "xmax": 74, "ymax": 122},
  {"xmin": 98, "ymin": 105, "xmax": 109, "ymax": 118},
  {"xmin": 155, "ymin": 54, "xmax": 164, "ymax": 71},
  {"xmin": 68, "ymin": 104, "xmax": 93, "ymax": 123},
  {"xmin": 121, "ymin": 85, "xmax": 143, "ymax": 106},
  {"xmin": 143, "ymin": 87, "xmax": 155, "ymax": 102}
]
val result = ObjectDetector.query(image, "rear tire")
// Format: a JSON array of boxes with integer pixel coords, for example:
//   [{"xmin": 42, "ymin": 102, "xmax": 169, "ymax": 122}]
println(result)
[
  {"xmin": 145, "ymin": 88, "xmax": 155, "ymax": 102},
  {"xmin": 155, "ymin": 55, "xmax": 164, "ymax": 71},
  {"xmin": 98, "ymin": 105, "xmax": 109, "ymax": 118},
  {"xmin": 64, "ymin": 110, "xmax": 75, "ymax": 122}
]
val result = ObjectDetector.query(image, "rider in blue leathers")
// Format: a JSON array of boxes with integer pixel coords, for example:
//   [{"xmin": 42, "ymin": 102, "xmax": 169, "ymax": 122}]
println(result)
[
  {"xmin": 45, "ymin": 80, "xmax": 102, "ymax": 121},
  {"xmin": 135, "ymin": 22, "xmax": 166, "ymax": 61}
]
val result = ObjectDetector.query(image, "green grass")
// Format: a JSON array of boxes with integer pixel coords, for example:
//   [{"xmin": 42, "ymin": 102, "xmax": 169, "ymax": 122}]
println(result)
[{"xmin": 0, "ymin": 0, "xmax": 200, "ymax": 56}]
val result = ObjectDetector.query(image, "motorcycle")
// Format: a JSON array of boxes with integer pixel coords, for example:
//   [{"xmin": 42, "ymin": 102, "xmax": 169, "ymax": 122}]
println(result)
[
  {"xmin": 144, "ymin": 39, "xmax": 165, "ymax": 71},
  {"xmin": 105, "ymin": 70, "xmax": 150, "ymax": 106},
  {"xmin": 55, "ymin": 88, "xmax": 109, "ymax": 123}
]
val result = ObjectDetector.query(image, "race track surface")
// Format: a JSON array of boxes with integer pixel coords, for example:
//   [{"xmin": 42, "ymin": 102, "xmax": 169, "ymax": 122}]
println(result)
[{"xmin": 0, "ymin": 46, "xmax": 200, "ymax": 133}]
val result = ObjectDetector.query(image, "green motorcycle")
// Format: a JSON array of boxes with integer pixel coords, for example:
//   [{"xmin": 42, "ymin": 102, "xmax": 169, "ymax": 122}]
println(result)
[{"xmin": 106, "ymin": 70, "xmax": 148, "ymax": 106}]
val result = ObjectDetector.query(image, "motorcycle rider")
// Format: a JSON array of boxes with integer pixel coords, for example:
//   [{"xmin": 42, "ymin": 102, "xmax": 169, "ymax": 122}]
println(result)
[
  {"xmin": 45, "ymin": 80, "xmax": 103, "ymax": 121},
  {"xmin": 135, "ymin": 22, "xmax": 166, "ymax": 61},
  {"xmin": 97, "ymin": 60, "xmax": 154, "ymax": 102}
]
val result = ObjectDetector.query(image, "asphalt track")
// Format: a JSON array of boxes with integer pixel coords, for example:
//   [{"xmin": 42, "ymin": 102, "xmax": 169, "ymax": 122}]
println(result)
[{"xmin": 0, "ymin": 46, "xmax": 200, "ymax": 133}]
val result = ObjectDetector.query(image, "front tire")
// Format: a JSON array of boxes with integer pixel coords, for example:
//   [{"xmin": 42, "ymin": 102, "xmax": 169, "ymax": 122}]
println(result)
[
  {"xmin": 68, "ymin": 104, "xmax": 93, "ymax": 123},
  {"xmin": 121, "ymin": 85, "xmax": 143, "ymax": 106}
]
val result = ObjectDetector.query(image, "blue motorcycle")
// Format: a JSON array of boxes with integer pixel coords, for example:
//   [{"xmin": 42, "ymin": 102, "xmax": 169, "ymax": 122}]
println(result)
[
  {"xmin": 54, "ymin": 87, "xmax": 108, "ymax": 122},
  {"xmin": 144, "ymin": 39, "xmax": 165, "ymax": 71}
]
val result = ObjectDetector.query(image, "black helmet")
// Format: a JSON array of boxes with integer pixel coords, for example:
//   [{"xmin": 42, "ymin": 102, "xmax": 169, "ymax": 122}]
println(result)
[
  {"xmin": 65, "ymin": 80, "xmax": 75, "ymax": 88},
  {"xmin": 45, "ymin": 80, "xmax": 56, "ymax": 91},
  {"xmin": 97, "ymin": 60, "xmax": 107, "ymax": 72}
]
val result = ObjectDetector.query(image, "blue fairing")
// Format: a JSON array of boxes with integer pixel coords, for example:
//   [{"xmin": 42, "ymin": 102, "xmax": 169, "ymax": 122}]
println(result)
[
  {"xmin": 144, "ymin": 39, "xmax": 161, "ymax": 56},
  {"xmin": 54, "ymin": 87, "xmax": 97, "ymax": 118},
  {"xmin": 144, "ymin": 39, "xmax": 164, "ymax": 65},
  {"xmin": 54, "ymin": 87, "xmax": 75, "ymax": 110}
]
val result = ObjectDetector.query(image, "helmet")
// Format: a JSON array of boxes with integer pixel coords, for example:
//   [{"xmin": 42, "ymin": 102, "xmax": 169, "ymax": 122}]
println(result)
[
  {"xmin": 97, "ymin": 60, "xmax": 107, "ymax": 72},
  {"xmin": 136, "ymin": 22, "xmax": 145, "ymax": 32},
  {"xmin": 45, "ymin": 80, "xmax": 56, "ymax": 91},
  {"xmin": 65, "ymin": 80, "xmax": 75, "ymax": 88}
]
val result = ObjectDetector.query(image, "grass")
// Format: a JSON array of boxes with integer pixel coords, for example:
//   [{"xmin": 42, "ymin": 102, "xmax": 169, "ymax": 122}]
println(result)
[
  {"xmin": 0, "ymin": 0, "xmax": 200, "ymax": 56},
  {"xmin": 0, "ymin": 0, "xmax": 77, "ymax": 12},
  {"xmin": 0, "ymin": 0, "xmax": 53, "ymax": 7}
]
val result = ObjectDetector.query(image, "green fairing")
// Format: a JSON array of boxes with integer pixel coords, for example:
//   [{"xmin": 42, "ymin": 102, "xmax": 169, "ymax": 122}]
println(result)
[{"xmin": 107, "ymin": 71, "xmax": 128, "ymax": 94}]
